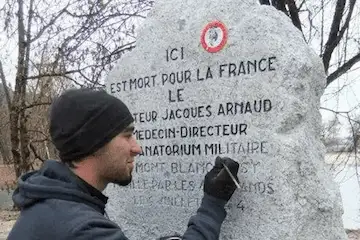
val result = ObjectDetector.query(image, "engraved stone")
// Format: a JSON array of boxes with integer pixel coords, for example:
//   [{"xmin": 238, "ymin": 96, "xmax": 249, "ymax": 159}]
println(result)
[{"xmin": 104, "ymin": 0, "xmax": 347, "ymax": 239}]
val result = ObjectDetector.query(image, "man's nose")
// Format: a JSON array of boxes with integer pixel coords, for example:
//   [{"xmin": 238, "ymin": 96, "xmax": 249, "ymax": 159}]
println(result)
[{"xmin": 131, "ymin": 137, "xmax": 142, "ymax": 155}]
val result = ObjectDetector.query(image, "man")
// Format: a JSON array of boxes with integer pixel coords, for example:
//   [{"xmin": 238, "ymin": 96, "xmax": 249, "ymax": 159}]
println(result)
[{"xmin": 8, "ymin": 88, "xmax": 239, "ymax": 240}]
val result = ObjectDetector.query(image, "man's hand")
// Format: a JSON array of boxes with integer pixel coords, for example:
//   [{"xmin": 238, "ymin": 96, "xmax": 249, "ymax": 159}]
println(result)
[{"xmin": 204, "ymin": 156, "xmax": 239, "ymax": 201}]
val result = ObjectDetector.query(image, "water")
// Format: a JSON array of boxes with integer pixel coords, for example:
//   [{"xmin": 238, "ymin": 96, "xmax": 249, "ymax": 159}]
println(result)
[{"xmin": 332, "ymin": 164, "xmax": 360, "ymax": 230}]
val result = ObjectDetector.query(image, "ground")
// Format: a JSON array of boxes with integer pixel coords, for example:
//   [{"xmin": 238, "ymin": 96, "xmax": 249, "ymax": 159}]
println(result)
[
  {"xmin": 0, "ymin": 210, "xmax": 17, "ymax": 239},
  {"xmin": 348, "ymin": 230, "xmax": 360, "ymax": 240},
  {"xmin": 0, "ymin": 164, "xmax": 16, "ymax": 191},
  {"xmin": 0, "ymin": 164, "xmax": 17, "ymax": 239}
]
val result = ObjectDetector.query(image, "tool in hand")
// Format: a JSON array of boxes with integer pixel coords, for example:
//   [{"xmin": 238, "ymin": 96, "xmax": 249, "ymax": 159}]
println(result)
[{"xmin": 222, "ymin": 162, "xmax": 241, "ymax": 189}]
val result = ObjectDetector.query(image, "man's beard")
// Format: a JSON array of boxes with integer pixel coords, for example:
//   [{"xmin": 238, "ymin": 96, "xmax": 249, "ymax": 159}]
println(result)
[{"xmin": 113, "ymin": 174, "xmax": 132, "ymax": 186}]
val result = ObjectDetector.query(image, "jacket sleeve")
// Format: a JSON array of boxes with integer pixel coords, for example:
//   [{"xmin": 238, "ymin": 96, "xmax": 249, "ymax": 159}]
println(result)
[
  {"xmin": 69, "ymin": 215, "xmax": 130, "ymax": 240},
  {"xmin": 182, "ymin": 193, "xmax": 227, "ymax": 240}
]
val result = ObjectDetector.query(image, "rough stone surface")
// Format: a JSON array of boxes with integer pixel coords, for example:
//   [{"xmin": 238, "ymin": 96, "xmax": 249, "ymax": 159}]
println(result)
[{"xmin": 104, "ymin": 0, "xmax": 347, "ymax": 239}]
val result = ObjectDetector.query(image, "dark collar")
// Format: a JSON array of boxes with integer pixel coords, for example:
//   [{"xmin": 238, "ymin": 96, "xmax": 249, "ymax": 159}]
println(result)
[{"xmin": 75, "ymin": 175, "xmax": 108, "ymax": 204}]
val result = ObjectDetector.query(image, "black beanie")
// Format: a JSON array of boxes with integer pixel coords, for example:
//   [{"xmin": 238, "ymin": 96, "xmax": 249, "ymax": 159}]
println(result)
[{"xmin": 50, "ymin": 88, "xmax": 134, "ymax": 162}]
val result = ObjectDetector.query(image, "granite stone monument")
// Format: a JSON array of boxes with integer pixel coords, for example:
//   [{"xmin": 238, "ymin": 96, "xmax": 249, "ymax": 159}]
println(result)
[{"xmin": 105, "ymin": 0, "xmax": 347, "ymax": 239}]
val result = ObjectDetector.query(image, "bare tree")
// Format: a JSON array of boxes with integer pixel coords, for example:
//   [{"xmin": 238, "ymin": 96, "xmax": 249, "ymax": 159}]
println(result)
[
  {"xmin": 259, "ymin": 0, "xmax": 359, "ymax": 86},
  {"xmin": 0, "ymin": 0, "xmax": 152, "ymax": 177},
  {"xmin": 260, "ymin": 1, "xmax": 360, "ymax": 157},
  {"xmin": 321, "ymin": 116, "xmax": 342, "ymax": 150},
  {"xmin": 347, "ymin": 115, "xmax": 360, "ymax": 152}
]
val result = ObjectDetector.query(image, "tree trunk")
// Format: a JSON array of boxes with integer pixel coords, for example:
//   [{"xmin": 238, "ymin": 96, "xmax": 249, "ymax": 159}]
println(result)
[
  {"xmin": 0, "ymin": 137, "xmax": 10, "ymax": 164},
  {"xmin": 11, "ymin": 0, "xmax": 31, "ymax": 178},
  {"xmin": 19, "ymin": 106, "xmax": 30, "ymax": 173},
  {"xmin": 10, "ymin": 105, "xmax": 21, "ymax": 177}
]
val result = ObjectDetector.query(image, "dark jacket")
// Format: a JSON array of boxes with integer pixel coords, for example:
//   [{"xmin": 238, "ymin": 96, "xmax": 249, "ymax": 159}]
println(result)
[{"xmin": 8, "ymin": 160, "xmax": 227, "ymax": 240}]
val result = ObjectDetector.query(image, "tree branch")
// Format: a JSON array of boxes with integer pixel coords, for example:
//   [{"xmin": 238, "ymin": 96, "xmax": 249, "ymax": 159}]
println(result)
[
  {"xmin": 63, "ymin": 1, "xmax": 109, "ymax": 18},
  {"xmin": 325, "ymin": 0, "xmax": 357, "ymax": 73},
  {"xmin": 23, "ymin": 0, "xmax": 34, "ymax": 94},
  {"xmin": 298, "ymin": 0, "xmax": 306, "ymax": 9},
  {"xmin": 27, "ymin": 129, "xmax": 49, "ymax": 138},
  {"xmin": 30, "ymin": 138, "xmax": 49, "ymax": 143},
  {"xmin": 259, "ymin": 0, "xmax": 271, "ymax": 4},
  {"xmin": 26, "ymin": 69, "xmax": 81, "ymax": 80},
  {"xmin": 347, "ymin": 112, "xmax": 358, "ymax": 153},
  {"xmin": 23, "ymin": 102, "xmax": 52, "ymax": 110},
  {"xmin": 287, "ymin": 0, "xmax": 302, "ymax": 32},
  {"xmin": 320, "ymin": 0, "xmax": 325, "ymax": 54},
  {"xmin": 62, "ymin": 75, "xmax": 84, "ymax": 87},
  {"xmin": 65, "ymin": 9, "xmax": 146, "ymax": 19},
  {"xmin": 320, "ymin": 107, "xmax": 360, "ymax": 124},
  {"xmin": 30, "ymin": 6, "xmax": 68, "ymax": 43},
  {"xmin": 322, "ymin": 0, "xmax": 346, "ymax": 72},
  {"xmin": 327, "ymin": 52, "xmax": 360, "ymax": 86},
  {"xmin": 29, "ymin": 142, "xmax": 45, "ymax": 162},
  {"xmin": 0, "ymin": 61, "xmax": 12, "ymax": 110},
  {"xmin": 336, "ymin": 0, "xmax": 357, "ymax": 45},
  {"xmin": 273, "ymin": 0, "xmax": 287, "ymax": 14},
  {"xmin": 78, "ymin": 70, "xmax": 104, "ymax": 87},
  {"xmin": 15, "ymin": 0, "xmax": 26, "ymax": 93},
  {"xmin": 100, "ymin": 41, "xmax": 135, "ymax": 63}
]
